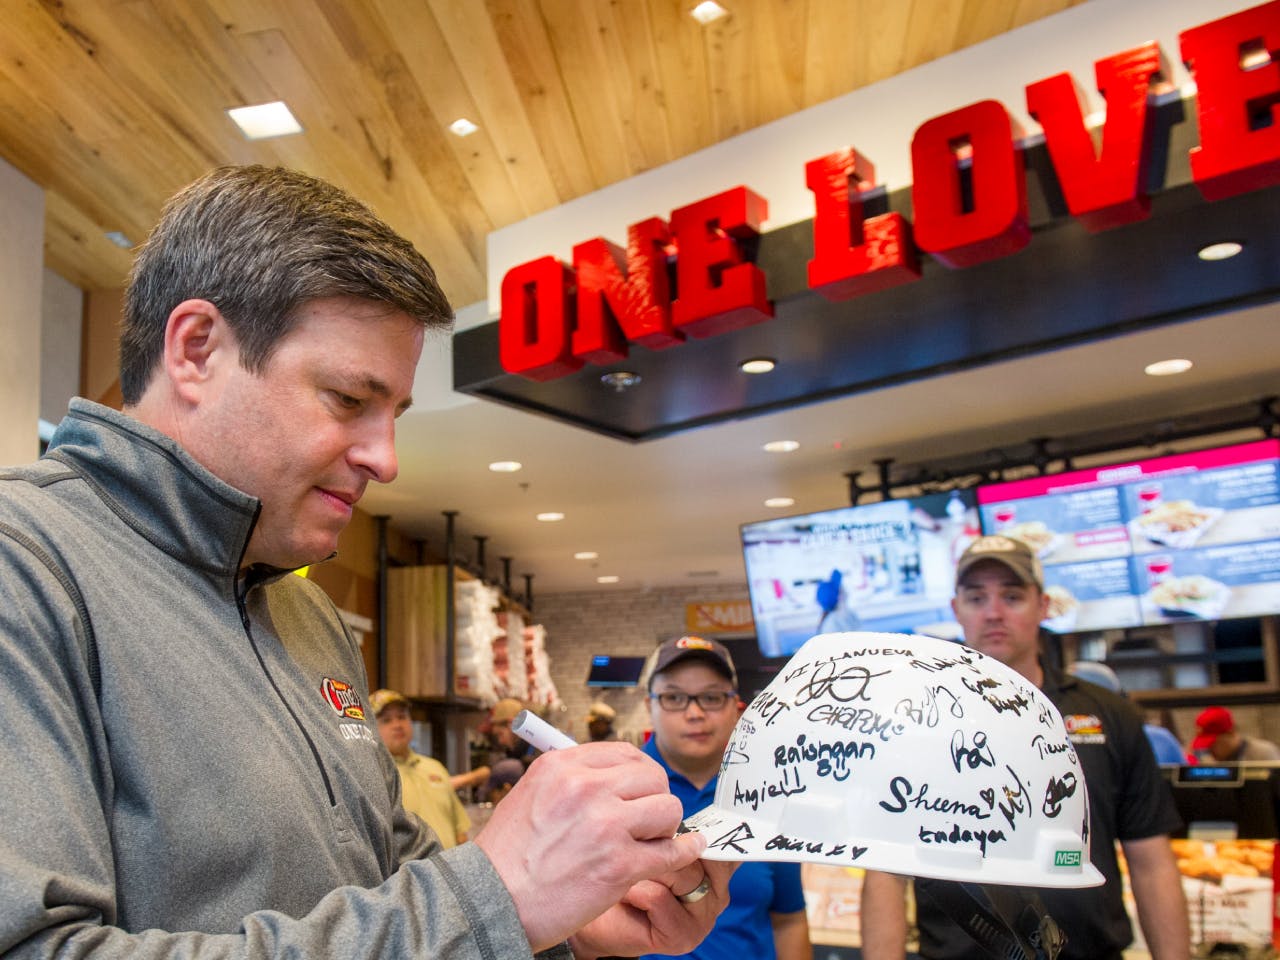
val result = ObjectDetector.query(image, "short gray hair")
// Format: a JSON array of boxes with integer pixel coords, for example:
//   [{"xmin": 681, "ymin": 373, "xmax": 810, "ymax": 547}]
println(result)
[{"xmin": 120, "ymin": 165, "xmax": 452, "ymax": 404}]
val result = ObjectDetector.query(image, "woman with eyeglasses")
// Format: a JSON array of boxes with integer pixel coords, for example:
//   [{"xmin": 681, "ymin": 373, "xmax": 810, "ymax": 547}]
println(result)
[{"xmin": 639, "ymin": 636, "xmax": 811, "ymax": 960}]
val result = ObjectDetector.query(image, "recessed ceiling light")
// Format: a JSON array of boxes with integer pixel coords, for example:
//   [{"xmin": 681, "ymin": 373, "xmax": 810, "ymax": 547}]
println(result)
[
  {"xmin": 740, "ymin": 357, "xmax": 776, "ymax": 374},
  {"xmin": 488, "ymin": 460, "xmax": 522, "ymax": 473},
  {"xmin": 690, "ymin": 1, "xmax": 728, "ymax": 25},
  {"xmin": 574, "ymin": 551, "xmax": 598, "ymax": 560},
  {"xmin": 601, "ymin": 371, "xmax": 642, "ymax": 392},
  {"xmin": 765, "ymin": 497, "xmax": 795, "ymax": 508},
  {"xmin": 227, "ymin": 101, "xmax": 303, "ymax": 140},
  {"xmin": 1197, "ymin": 241, "xmax": 1243, "ymax": 261},
  {"xmin": 449, "ymin": 117, "xmax": 479, "ymax": 137},
  {"xmin": 104, "ymin": 230, "xmax": 132, "ymax": 249},
  {"xmin": 762, "ymin": 440, "xmax": 799, "ymax": 453},
  {"xmin": 1144, "ymin": 358, "xmax": 1193, "ymax": 376},
  {"xmin": 536, "ymin": 512, "xmax": 565, "ymax": 522},
  {"xmin": 1241, "ymin": 42, "xmax": 1272, "ymax": 70},
  {"xmin": 596, "ymin": 575, "xmax": 620, "ymax": 584}
]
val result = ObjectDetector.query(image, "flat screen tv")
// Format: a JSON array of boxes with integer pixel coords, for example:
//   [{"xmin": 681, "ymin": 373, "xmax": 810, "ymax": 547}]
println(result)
[
  {"xmin": 741, "ymin": 490, "xmax": 980, "ymax": 658},
  {"xmin": 585, "ymin": 654, "xmax": 647, "ymax": 687},
  {"xmin": 976, "ymin": 439, "xmax": 1280, "ymax": 633}
]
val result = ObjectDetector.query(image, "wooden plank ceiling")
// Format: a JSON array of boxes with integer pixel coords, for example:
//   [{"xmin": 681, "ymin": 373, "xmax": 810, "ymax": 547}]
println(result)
[{"xmin": 4, "ymin": 0, "xmax": 1083, "ymax": 306}]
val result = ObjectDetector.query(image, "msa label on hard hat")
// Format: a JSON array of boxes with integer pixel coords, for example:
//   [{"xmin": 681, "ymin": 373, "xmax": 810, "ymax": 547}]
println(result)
[{"xmin": 683, "ymin": 632, "xmax": 1105, "ymax": 889}]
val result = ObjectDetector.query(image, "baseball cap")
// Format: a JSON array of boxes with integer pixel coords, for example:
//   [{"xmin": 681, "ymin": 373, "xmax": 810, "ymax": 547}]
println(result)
[
  {"xmin": 1191, "ymin": 706, "xmax": 1235, "ymax": 751},
  {"xmin": 955, "ymin": 535, "xmax": 1044, "ymax": 590},
  {"xmin": 489, "ymin": 757, "xmax": 525, "ymax": 786},
  {"xmin": 369, "ymin": 688, "xmax": 410, "ymax": 717},
  {"xmin": 585, "ymin": 702, "xmax": 616, "ymax": 723},
  {"xmin": 490, "ymin": 697, "xmax": 524, "ymax": 725},
  {"xmin": 649, "ymin": 635, "xmax": 737, "ymax": 689},
  {"xmin": 1067, "ymin": 660, "xmax": 1122, "ymax": 694}
]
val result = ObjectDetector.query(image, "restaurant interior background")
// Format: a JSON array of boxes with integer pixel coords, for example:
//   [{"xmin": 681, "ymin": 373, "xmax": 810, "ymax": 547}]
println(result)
[{"xmin": 4, "ymin": 1, "xmax": 1280, "ymax": 951}]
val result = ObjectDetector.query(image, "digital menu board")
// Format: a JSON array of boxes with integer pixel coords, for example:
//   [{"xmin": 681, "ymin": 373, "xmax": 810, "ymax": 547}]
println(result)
[
  {"xmin": 741, "ymin": 490, "xmax": 980, "ymax": 657},
  {"xmin": 977, "ymin": 440, "xmax": 1280, "ymax": 632}
]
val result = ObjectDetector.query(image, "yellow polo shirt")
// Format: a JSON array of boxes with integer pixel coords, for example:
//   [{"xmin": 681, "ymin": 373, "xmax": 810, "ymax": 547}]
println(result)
[{"xmin": 394, "ymin": 751, "xmax": 470, "ymax": 849}]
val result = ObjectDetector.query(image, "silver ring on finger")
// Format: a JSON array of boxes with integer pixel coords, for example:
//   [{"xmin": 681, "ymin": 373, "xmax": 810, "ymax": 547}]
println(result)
[{"xmin": 677, "ymin": 876, "xmax": 711, "ymax": 904}]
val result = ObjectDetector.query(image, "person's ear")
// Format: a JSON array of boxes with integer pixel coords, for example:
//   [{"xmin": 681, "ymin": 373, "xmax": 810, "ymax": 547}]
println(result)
[{"xmin": 163, "ymin": 299, "xmax": 235, "ymax": 404}]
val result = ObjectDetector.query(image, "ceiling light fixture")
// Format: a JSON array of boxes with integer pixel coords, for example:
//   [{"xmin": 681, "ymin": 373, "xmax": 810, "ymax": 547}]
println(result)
[
  {"xmin": 762, "ymin": 440, "xmax": 799, "ymax": 453},
  {"xmin": 1241, "ymin": 42, "xmax": 1271, "ymax": 70},
  {"xmin": 449, "ymin": 117, "xmax": 479, "ymax": 137},
  {"xmin": 765, "ymin": 497, "xmax": 795, "ymax": 508},
  {"xmin": 536, "ymin": 511, "xmax": 565, "ymax": 522},
  {"xmin": 690, "ymin": 1, "xmax": 728, "ymax": 25},
  {"xmin": 596, "ymin": 575, "xmax": 620, "ymax": 584},
  {"xmin": 104, "ymin": 230, "xmax": 132, "ymax": 249},
  {"xmin": 574, "ymin": 551, "xmax": 598, "ymax": 560},
  {"xmin": 739, "ymin": 357, "xmax": 776, "ymax": 374},
  {"xmin": 601, "ymin": 371, "xmax": 642, "ymax": 392},
  {"xmin": 227, "ymin": 101, "xmax": 303, "ymax": 140},
  {"xmin": 1144, "ymin": 358, "xmax": 1193, "ymax": 376},
  {"xmin": 1197, "ymin": 241, "xmax": 1243, "ymax": 261},
  {"xmin": 488, "ymin": 460, "xmax": 522, "ymax": 473}
]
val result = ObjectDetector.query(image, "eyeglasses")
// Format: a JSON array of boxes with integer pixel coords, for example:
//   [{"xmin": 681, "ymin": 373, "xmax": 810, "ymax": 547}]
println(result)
[{"xmin": 650, "ymin": 690, "xmax": 736, "ymax": 712}]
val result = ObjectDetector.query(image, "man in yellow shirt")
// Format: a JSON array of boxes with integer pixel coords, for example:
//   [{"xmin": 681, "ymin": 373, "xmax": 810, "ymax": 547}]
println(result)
[{"xmin": 371, "ymin": 689, "xmax": 470, "ymax": 848}]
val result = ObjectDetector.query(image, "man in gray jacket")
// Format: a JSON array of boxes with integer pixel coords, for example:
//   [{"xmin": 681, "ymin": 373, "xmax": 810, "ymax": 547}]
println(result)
[{"xmin": 0, "ymin": 165, "xmax": 730, "ymax": 960}]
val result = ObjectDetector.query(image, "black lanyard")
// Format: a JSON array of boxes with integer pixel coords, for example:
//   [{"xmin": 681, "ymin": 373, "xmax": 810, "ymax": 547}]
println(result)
[{"xmin": 917, "ymin": 881, "xmax": 1066, "ymax": 960}]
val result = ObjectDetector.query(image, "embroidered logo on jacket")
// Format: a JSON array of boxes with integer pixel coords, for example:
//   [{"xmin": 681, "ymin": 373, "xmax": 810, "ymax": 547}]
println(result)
[
  {"xmin": 320, "ymin": 677, "xmax": 366, "ymax": 720},
  {"xmin": 1063, "ymin": 713, "xmax": 1105, "ymax": 744}
]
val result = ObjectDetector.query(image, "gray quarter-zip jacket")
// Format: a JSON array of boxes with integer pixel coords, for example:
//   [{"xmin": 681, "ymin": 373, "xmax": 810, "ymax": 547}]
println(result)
[{"xmin": 0, "ymin": 399, "xmax": 561, "ymax": 960}]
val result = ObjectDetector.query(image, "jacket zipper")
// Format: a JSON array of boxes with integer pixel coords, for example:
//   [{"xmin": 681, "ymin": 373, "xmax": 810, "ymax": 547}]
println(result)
[{"xmin": 235, "ymin": 570, "xmax": 339, "ymax": 808}]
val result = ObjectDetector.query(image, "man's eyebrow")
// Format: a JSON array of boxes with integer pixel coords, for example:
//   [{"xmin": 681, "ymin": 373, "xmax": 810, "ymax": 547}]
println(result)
[{"xmin": 958, "ymin": 578, "xmax": 1024, "ymax": 590}]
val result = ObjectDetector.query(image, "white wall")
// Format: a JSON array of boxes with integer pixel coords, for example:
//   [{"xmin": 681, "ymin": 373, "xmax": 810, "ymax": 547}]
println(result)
[
  {"xmin": 0, "ymin": 156, "xmax": 44, "ymax": 463},
  {"xmin": 41, "ymin": 268, "xmax": 84, "ymax": 430}
]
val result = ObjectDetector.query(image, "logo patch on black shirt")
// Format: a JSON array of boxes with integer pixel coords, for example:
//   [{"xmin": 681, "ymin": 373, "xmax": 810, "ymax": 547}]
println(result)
[{"xmin": 1064, "ymin": 713, "xmax": 1105, "ymax": 744}]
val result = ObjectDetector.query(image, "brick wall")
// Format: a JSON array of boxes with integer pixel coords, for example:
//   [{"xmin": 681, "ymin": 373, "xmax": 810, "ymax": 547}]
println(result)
[{"xmin": 535, "ymin": 584, "xmax": 750, "ymax": 745}]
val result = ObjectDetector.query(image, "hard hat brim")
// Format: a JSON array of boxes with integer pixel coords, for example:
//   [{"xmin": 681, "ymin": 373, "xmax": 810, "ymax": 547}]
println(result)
[{"xmin": 684, "ymin": 802, "xmax": 1104, "ymax": 888}]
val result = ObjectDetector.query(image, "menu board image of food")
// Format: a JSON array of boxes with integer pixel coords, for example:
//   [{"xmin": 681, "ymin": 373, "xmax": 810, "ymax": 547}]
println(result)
[
  {"xmin": 740, "ymin": 490, "xmax": 979, "ymax": 657},
  {"xmin": 1124, "ymin": 447, "xmax": 1280, "ymax": 554},
  {"xmin": 978, "ymin": 469, "xmax": 1146, "ymax": 633},
  {"xmin": 976, "ymin": 439, "xmax": 1280, "ymax": 631},
  {"xmin": 979, "ymin": 486, "xmax": 1131, "ymax": 565},
  {"xmin": 1042, "ymin": 558, "xmax": 1144, "ymax": 633},
  {"xmin": 1138, "ymin": 540, "xmax": 1280, "ymax": 624},
  {"xmin": 1124, "ymin": 442, "xmax": 1280, "ymax": 624}
]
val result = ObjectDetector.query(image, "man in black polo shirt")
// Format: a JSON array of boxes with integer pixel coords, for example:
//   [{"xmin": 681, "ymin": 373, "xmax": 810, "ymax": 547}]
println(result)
[{"xmin": 861, "ymin": 535, "xmax": 1190, "ymax": 960}]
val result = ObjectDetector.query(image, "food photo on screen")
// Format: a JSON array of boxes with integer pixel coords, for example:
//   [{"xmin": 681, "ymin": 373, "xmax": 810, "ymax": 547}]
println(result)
[
  {"xmin": 978, "ymin": 481, "xmax": 1131, "ymax": 567},
  {"xmin": 1039, "ymin": 558, "xmax": 1144, "ymax": 633},
  {"xmin": 740, "ymin": 490, "xmax": 979, "ymax": 657},
  {"xmin": 1122, "ymin": 443, "xmax": 1280, "ymax": 554},
  {"xmin": 977, "ymin": 439, "xmax": 1280, "ymax": 633},
  {"xmin": 1136, "ymin": 541, "xmax": 1280, "ymax": 624}
]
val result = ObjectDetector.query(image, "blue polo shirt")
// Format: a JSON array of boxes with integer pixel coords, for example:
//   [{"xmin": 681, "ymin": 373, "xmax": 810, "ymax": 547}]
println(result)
[{"xmin": 640, "ymin": 736, "xmax": 807, "ymax": 960}]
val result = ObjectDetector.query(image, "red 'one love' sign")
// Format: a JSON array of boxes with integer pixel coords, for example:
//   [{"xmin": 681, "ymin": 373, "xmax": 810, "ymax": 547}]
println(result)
[{"xmin": 500, "ymin": 1, "xmax": 1280, "ymax": 382}]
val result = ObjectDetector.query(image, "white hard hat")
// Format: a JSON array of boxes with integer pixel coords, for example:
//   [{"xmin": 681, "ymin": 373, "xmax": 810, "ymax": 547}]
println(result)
[{"xmin": 685, "ymin": 631, "xmax": 1104, "ymax": 890}]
